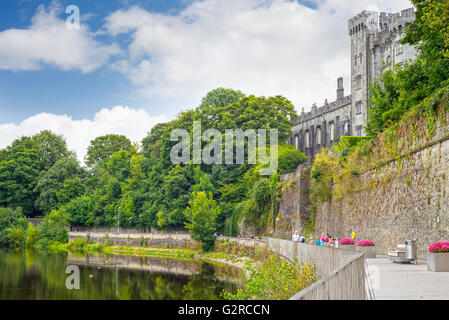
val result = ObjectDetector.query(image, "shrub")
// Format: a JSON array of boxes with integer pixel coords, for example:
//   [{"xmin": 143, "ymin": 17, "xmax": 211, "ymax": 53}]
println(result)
[
  {"xmin": 0, "ymin": 207, "xmax": 27, "ymax": 247},
  {"xmin": 222, "ymin": 254, "xmax": 317, "ymax": 300},
  {"xmin": 67, "ymin": 238, "xmax": 88, "ymax": 251},
  {"xmin": 428, "ymin": 242, "xmax": 449, "ymax": 253},
  {"xmin": 339, "ymin": 238, "xmax": 355, "ymax": 245},
  {"xmin": 26, "ymin": 223, "xmax": 39, "ymax": 247},
  {"xmin": 357, "ymin": 240, "xmax": 375, "ymax": 247},
  {"xmin": 7, "ymin": 226, "xmax": 26, "ymax": 247}
]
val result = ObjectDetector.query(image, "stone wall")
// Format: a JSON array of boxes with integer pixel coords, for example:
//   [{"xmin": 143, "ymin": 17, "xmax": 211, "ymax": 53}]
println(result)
[
  {"xmin": 271, "ymin": 165, "xmax": 311, "ymax": 239},
  {"xmin": 68, "ymin": 232, "xmax": 200, "ymax": 250},
  {"xmin": 315, "ymin": 122, "xmax": 449, "ymax": 260}
]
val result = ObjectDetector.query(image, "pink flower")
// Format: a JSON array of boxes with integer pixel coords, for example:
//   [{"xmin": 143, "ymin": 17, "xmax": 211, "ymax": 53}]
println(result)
[
  {"xmin": 339, "ymin": 238, "xmax": 355, "ymax": 245},
  {"xmin": 428, "ymin": 241, "xmax": 449, "ymax": 253},
  {"xmin": 357, "ymin": 240, "xmax": 375, "ymax": 247}
]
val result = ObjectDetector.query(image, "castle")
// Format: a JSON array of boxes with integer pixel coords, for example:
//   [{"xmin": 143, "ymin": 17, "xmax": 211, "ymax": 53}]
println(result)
[{"xmin": 289, "ymin": 8, "xmax": 417, "ymax": 161}]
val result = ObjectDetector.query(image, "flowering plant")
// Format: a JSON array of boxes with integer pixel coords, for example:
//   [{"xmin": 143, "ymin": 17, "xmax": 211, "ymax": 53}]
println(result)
[
  {"xmin": 339, "ymin": 238, "xmax": 355, "ymax": 245},
  {"xmin": 428, "ymin": 241, "xmax": 449, "ymax": 253},
  {"xmin": 322, "ymin": 237, "xmax": 329, "ymax": 242},
  {"xmin": 357, "ymin": 240, "xmax": 375, "ymax": 247}
]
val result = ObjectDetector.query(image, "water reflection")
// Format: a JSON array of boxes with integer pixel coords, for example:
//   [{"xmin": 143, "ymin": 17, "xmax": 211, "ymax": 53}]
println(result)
[{"xmin": 0, "ymin": 249, "xmax": 237, "ymax": 300}]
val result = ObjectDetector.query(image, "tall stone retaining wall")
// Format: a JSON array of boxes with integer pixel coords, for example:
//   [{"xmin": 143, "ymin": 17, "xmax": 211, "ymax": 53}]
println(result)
[
  {"xmin": 316, "ymin": 112, "xmax": 449, "ymax": 260},
  {"xmin": 271, "ymin": 165, "xmax": 311, "ymax": 239}
]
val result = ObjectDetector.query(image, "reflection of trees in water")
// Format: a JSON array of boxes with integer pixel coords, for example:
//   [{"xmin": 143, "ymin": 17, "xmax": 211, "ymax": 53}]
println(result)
[{"xmin": 0, "ymin": 250, "xmax": 237, "ymax": 300}]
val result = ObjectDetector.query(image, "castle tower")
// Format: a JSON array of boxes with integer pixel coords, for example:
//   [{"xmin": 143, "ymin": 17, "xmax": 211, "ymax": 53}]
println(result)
[
  {"xmin": 348, "ymin": 10, "xmax": 380, "ymax": 137},
  {"xmin": 348, "ymin": 8, "xmax": 416, "ymax": 137}
]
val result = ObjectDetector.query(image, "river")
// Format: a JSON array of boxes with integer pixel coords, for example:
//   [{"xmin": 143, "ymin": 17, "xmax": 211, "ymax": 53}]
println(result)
[{"xmin": 0, "ymin": 249, "xmax": 238, "ymax": 300}]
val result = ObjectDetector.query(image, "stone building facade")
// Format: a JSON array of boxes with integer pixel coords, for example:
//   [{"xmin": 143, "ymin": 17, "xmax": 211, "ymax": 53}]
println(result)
[{"xmin": 289, "ymin": 8, "xmax": 417, "ymax": 162}]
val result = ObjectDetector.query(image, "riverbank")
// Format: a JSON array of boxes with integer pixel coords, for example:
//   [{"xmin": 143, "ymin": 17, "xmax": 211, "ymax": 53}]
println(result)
[{"xmin": 48, "ymin": 239, "xmax": 256, "ymax": 272}]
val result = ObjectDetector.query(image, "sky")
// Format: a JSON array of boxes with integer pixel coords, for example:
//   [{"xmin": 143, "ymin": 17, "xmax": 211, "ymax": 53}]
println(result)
[{"xmin": 0, "ymin": 0, "xmax": 413, "ymax": 162}]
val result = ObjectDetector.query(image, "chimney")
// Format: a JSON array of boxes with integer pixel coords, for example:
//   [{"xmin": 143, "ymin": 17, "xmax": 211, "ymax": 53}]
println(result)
[{"xmin": 337, "ymin": 77, "xmax": 344, "ymax": 100}]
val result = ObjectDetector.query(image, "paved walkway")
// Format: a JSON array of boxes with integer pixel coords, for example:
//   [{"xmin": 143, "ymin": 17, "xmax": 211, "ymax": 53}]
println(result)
[{"xmin": 366, "ymin": 257, "xmax": 449, "ymax": 300}]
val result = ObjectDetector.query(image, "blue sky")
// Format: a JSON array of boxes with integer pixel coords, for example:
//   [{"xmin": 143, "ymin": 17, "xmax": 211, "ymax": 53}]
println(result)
[
  {"xmin": 0, "ymin": 0, "xmax": 196, "ymax": 123},
  {"xmin": 0, "ymin": 0, "xmax": 412, "ymax": 160}
]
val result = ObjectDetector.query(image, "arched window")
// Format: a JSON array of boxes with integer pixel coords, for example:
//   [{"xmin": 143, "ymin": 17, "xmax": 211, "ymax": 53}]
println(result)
[
  {"xmin": 295, "ymin": 135, "xmax": 299, "ymax": 150},
  {"xmin": 305, "ymin": 131, "xmax": 310, "ymax": 148},
  {"xmin": 316, "ymin": 127, "xmax": 321, "ymax": 146},
  {"xmin": 330, "ymin": 123, "xmax": 335, "ymax": 141},
  {"xmin": 344, "ymin": 123, "xmax": 350, "ymax": 135}
]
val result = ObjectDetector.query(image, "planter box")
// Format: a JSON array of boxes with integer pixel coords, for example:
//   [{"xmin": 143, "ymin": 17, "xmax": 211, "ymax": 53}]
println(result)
[
  {"xmin": 339, "ymin": 244, "xmax": 355, "ymax": 251},
  {"xmin": 427, "ymin": 252, "xmax": 449, "ymax": 272},
  {"xmin": 356, "ymin": 246, "xmax": 376, "ymax": 258}
]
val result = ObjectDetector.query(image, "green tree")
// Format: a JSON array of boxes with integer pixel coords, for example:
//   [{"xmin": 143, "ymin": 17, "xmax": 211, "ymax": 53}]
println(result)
[
  {"xmin": 61, "ymin": 195, "xmax": 95, "ymax": 227},
  {"xmin": 85, "ymin": 134, "xmax": 132, "ymax": 168},
  {"xmin": 0, "ymin": 137, "xmax": 42, "ymax": 216},
  {"xmin": 277, "ymin": 145, "xmax": 308, "ymax": 173},
  {"xmin": 36, "ymin": 209, "xmax": 70, "ymax": 246},
  {"xmin": 0, "ymin": 207, "xmax": 27, "ymax": 247},
  {"xmin": 33, "ymin": 157, "xmax": 84, "ymax": 214},
  {"xmin": 184, "ymin": 192, "xmax": 220, "ymax": 251},
  {"xmin": 32, "ymin": 130, "xmax": 71, "ymax": 171}
]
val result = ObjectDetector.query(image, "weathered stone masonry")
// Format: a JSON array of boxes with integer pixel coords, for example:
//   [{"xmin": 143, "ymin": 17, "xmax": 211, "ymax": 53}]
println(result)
[{"xmin": 315, "ymin": 116, "xmax": 449, "ymax": 260}]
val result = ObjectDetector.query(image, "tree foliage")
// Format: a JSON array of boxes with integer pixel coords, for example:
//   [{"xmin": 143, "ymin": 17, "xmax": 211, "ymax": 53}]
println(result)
[{"xmin": 184, "ymin": 191, "xmax": 220, "ymax": 251}]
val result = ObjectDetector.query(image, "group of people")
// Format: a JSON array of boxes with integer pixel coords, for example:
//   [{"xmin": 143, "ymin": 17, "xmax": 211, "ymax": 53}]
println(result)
[
  {"xmin": 291, "ymin": 231, "xmax": 305, "ymax": 243},
  {"xmin": 316, "ymin": 232, "xmax": 335, "ymax": 247}
]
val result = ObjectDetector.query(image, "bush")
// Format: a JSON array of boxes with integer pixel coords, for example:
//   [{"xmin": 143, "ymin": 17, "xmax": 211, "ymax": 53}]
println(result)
[
  {"xmin": 26, "ymin": 223, "xmax": 39, "ymax": 247},
  {"xmin": 0, "ymin": 207, "xmax": 27, "ymax": 247},
  {"xmin": 277, "ymin": 145, "xmax": 308, "ymax": 173},
  {"xmin": 37, "ymin": 209, "xmax": 69, "ymax": 244},
  {"xmin": 7, "ymin": 226, "xmax": 26, "ymax": 247},
  {"xmin": 339, "ymin": 238, "xmax": 355, "ymax": 245},
  {"xmin": 67, "ymin": 238, "xmax": 88, "ymax": 251},
  {"xmin": 428, "ymin": 242, "xmax": 449, "ymax": 253},
  {"xmin": 223, "ymin": 254, "xmax": 317, "ymax": 300},
  {"xmin": 357, "ymin": 240, "xmax": 375, "ymax": 247}
]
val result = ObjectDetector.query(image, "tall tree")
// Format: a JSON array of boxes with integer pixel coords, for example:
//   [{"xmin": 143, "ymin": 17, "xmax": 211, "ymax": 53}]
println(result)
[
  {"xmin": 33, "ymin": 157, "xmax": 84, "ymax": 214},
  {"xmin": 184, "ymin": 191, "xmax": 220, "ymax": 251},
  {"xmin": 85, "ymin": 134, "xmax": 132, "ymax": 168}
]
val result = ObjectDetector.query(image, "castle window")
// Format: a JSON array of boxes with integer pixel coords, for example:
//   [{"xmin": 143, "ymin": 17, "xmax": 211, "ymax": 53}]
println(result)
[
  {"xmin": 395, "ymin": 43, "xmax": 403, "ymax": 55},
  {"xmin": 356, "ymin": 126, "xmax": 363, "ymax": 136},
  {"xmin": 305, "ymin": 131, "xmax": 310, "ymax": 148},
  {"xmin": 316, "ymin": 127, "xmax": 321, "ymax": 146},
  {"xmin": 329, "ymin": 123, "xmax": 335, "ymax": 141},
  {"xmin": 344, "ymin": 123, "xmax": 350, "ymax": 135},
  {"xmin": 356, "ymin": 101, "xmax": 362, "ymax": 114},
  {"xmin": 295, "ymin": 135, "xmax": 299, "ymax": 150},
  {"xmin": 386, "ymin": 55, "xmax": 392, "ymax": 64},
  {"xmin": 355, "ymin": 76, "xmax": 362, "ymax": 90}
]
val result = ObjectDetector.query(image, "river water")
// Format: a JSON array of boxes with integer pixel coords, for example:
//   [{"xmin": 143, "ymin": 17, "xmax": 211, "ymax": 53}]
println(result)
[{"xmin": 0, "ymin": 249, "xmax": 238, "ymax": 300}]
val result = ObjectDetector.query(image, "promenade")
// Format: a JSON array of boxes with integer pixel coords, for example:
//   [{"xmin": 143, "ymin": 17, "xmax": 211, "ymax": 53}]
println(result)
[{"xmin": 366, "ymin": 257, "xmax": 449, "ymax": 300}]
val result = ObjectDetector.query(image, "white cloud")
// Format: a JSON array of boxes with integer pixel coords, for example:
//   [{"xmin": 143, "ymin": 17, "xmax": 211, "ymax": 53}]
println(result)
[
  {"xmin": 0, "ymin": 3, "xmax": 120, "ymax": 73},
  {"xmin": 0, "ymin": 107, "xmax": 168, "ymax": 163},
  {"xmin": 105, "ymin": 0, "xmax": 413, "ymax": 112}
]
